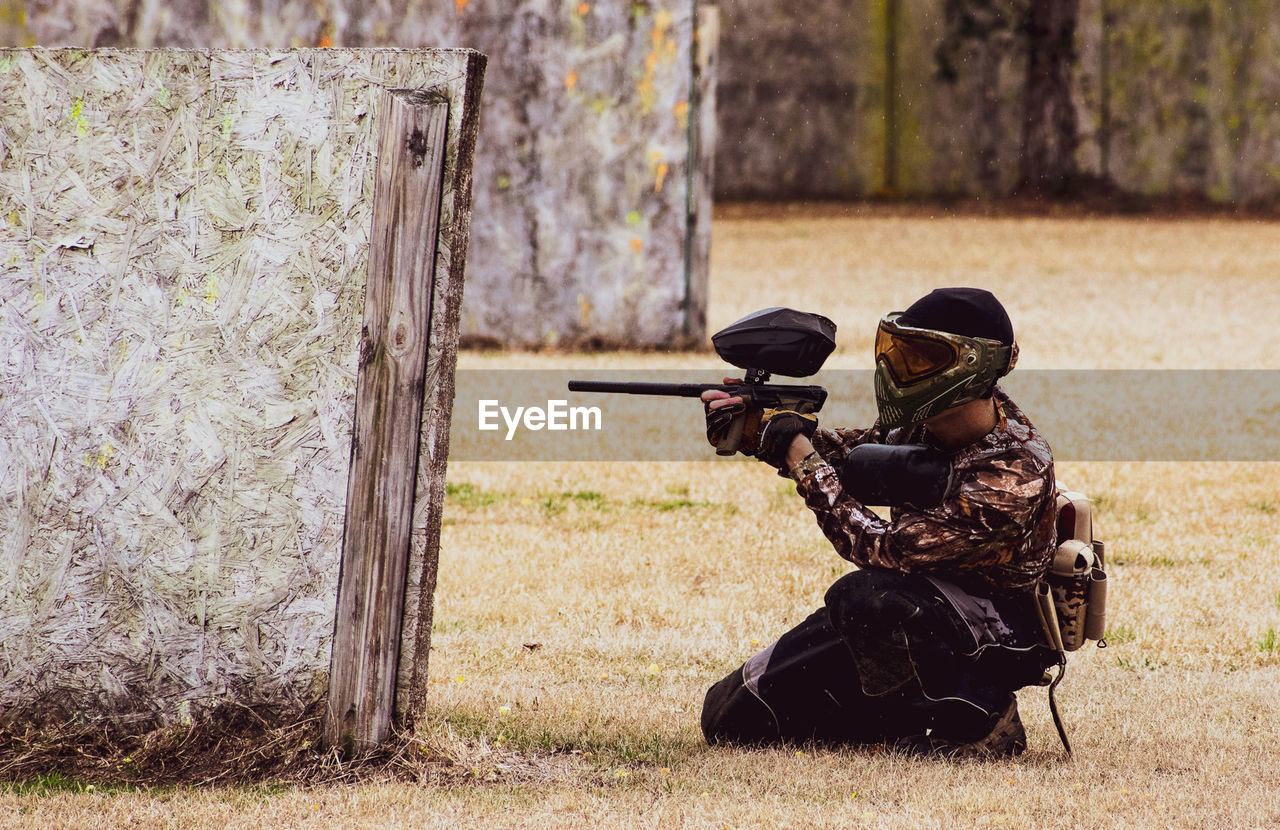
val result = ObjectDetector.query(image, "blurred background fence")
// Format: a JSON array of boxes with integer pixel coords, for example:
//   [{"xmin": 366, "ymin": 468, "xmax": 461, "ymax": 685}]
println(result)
[
  {"xmin": 5, "ymin": 0, "xmax": 1280, "ymax": 347},
  {"xmin": 715, "ymin": 0, "xmax": 1280, "ymax": 203}
]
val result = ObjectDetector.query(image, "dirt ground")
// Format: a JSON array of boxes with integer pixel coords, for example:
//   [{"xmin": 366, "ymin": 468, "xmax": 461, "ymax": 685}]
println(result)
[{"xmin": 4, "ymin": 207, "xmax": 1280, "ymax": 829}]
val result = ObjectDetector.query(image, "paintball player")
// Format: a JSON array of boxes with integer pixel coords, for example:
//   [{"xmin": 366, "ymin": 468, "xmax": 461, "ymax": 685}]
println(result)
[{"xmin": 699, "ymin": 287, "xmax": 1057, "ymax": 757}]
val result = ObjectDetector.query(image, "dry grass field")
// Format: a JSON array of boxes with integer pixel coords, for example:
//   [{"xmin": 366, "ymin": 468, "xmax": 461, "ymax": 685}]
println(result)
[{"xmin": 5, "ymin": 207, "xmax": 1280, "ymax": 828}]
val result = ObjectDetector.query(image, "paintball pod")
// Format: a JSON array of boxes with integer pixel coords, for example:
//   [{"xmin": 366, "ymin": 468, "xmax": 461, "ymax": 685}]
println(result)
[
  {"xmin": 838, "ymin": 443, "xmax": 952, "ymax": 509},
  {"xmin": 567, "ymin": 307, "xmax": 837, "ymax": 455}
]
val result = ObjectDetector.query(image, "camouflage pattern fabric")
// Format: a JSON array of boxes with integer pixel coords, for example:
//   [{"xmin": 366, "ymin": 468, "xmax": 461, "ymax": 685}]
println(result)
[{"xmin": 796, "ymin": 389, "xmax": 1056, "ymax": 595}]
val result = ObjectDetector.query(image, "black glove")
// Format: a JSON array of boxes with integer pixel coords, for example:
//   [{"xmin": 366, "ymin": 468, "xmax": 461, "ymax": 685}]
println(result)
[
  {"xmin": 704, "ymin": 399, "xmax": 763, "ymax": 456},
  {"xmin": 756, "ymin": 409, "xmax": 819, "ymax": 468}
]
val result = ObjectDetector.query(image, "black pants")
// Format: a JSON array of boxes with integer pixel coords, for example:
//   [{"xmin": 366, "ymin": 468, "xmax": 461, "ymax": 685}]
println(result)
[{"xmin": 701, "ymin": 569, "xmax": 1045, "ymax": 746}]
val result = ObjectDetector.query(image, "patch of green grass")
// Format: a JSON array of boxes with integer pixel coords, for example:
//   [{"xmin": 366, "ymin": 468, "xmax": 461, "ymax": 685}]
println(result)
[
  {"xmin": 2, "ymin": 771, "xmax": 131, "ymax": 795},
  {"xmin": 432, "ymin": 618, "xmax": 474, "ymax": 634},
  {"xmin": 1104, "ymin": 622, "xmax": 1138, "ymax": 645},
  {"xmin": 1257, "ymin": 627, "xmax": 1278, "ymax": 654},
  {"xmin": 1115, "ymin": 654, "xmax": 1163, "ymax": 672},
  {"xmin": 530, "ymin": 490, "xmax": 610, "ymax": 518},
  {"xmin": 634, "ymin": 497, "xmax": 736, "ymax": 514},
  {"xmin": 650, "ymin": 498, "xmax": 708, "ymax": 511},
  {"xmin": 561, "ymin": 490, "xmax": 606, "ymax": 508},
  {"xmin": 240, "ymin": 782, "xmax": 292, "ymax": 798},
  {"xmin": 1246, "ymin": 500, "xmax": 1275, "ymax": 513},
  {"xmin": 610, "ymin": 731, "xmax": 687, "ymax": 767},
  {"xmin": 446, "ymin": 482, "xmax": 507, "ymax": 509}
]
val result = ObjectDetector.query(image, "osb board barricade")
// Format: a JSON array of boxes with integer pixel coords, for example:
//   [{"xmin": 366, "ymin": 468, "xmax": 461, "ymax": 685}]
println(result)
[
  {"xmin": 15, "ymin": 1, "xmax": 714, "ymax": 347},
  {"xmin": 0, "ymin": 48, "xmax": 484, "ymax": 731}
]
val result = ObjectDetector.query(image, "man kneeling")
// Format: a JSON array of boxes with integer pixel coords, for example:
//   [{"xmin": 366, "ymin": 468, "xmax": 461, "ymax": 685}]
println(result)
[{"xmin": 700, "ymin": 288, "xmax": 1058, "ymax": 757}]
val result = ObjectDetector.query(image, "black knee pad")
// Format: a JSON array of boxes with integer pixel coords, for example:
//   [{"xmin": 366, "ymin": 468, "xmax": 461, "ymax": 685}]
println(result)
[
  {"xmin": 825, "ymin": 569, "xmax": 929, "ymax": 644},
  {"xmin": 700, "ymin": 665, "xmax": 778, "ymax": 745}
]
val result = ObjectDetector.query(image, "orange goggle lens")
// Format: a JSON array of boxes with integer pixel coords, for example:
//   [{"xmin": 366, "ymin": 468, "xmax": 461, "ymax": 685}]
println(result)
[{"xmin": 875, "ymin": 325, "xmax": 959, "ymax": 385}]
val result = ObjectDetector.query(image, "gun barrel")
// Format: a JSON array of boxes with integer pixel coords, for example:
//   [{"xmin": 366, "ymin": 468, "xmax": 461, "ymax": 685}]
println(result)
[
  {"xmin": 566, "ymin": 381, "xmax": 710, "ymax": 398},
  {"xmin": 567, "ymin": 380, "xmax": 828, "ymax": 413}
]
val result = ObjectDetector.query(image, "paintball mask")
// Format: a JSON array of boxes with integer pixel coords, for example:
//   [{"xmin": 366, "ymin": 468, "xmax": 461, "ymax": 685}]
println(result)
[{"xmin": 873, "ymin": 312, "xmax": 1015, "ymax": 429}]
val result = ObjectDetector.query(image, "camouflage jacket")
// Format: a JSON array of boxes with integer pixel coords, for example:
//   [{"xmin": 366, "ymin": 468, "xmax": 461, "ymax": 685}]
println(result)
[{"xmin": 794, "ymin": 389, "xmax": 1056, "ymax": 596}]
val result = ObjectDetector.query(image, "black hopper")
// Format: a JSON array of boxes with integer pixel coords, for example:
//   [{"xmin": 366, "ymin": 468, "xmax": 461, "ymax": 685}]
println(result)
[{"xmin": 711, "ymin": 307, "xmax": 837, "ymax": 382}]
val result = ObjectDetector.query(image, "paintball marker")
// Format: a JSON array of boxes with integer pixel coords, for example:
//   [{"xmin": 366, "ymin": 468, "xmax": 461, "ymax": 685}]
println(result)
[{"xmin": 567, "ymin": 307, "xmax": 836, "ymax": 455}]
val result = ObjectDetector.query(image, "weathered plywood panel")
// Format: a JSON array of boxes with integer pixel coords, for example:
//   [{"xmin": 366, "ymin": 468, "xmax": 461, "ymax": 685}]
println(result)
[
  {"xmin": 456, "ymin": 3, "xmax": 704, "ymax": 347},
  {"xmin": 22, "ymin": 1, "xmax": 713, "ymax": 347},
  {"xmin": 0, "ymin": 48, "xmax": 482, "ymax": 728}
]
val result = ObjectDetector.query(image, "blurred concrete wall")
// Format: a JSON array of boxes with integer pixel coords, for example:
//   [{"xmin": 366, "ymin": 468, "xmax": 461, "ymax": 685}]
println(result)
[
  {"xmin": 14, "ymin": 0, "xmax": 1280, "ymax": 269},
  {"xmin": 10, "ymin": 1, "xmax": 711, "ymax": 347},
  {"xmin": 715, "ymin": 0, "xmax": 1280, "ymax": 202}
]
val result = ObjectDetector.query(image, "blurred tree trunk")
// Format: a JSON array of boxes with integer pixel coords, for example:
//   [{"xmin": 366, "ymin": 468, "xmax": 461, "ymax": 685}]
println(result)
[
  {"xmin": 933, "ymin": 0, "xmax": 1017, "ymax": 196},
  {"xmin": 974, "ymin": 37, "xmax": 1003, "ymax": 194},
  {"xmin": 1176, "ymin": 0, "xmax": 1212, "ymax": 194},
  {"xmin": 935, "ymin": 0, "xmax": 1082, "ymax": 196},
  {"xmin": 1226, "ymin": 0, "xmax": 1257, "ymax": 201},
  {"xmin": 1017, "ymin": 0, "xmax": 1079, "ymax": 195}
]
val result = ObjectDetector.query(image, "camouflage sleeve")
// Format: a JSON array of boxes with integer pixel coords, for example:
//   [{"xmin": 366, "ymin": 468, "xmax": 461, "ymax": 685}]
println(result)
[
  {"xmin": 792, "ymin": 450, "xmax": 1049, "ymax": 578},
  {"xmin": 810, "ymin": 423, "xmax": 887, "ymax": 461}
]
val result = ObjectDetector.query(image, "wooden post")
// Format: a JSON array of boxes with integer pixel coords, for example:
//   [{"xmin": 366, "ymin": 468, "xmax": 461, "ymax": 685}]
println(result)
[
  {"xmin": 325, "ymin": 88, "xmax": 450, "ymax": 753},
  {"xmin": 400, "ymin": 53, "xmax": 487, "ymax": 729}
]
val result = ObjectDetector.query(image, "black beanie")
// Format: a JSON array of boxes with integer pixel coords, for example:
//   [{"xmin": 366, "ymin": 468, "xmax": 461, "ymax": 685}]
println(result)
[{"xmin": 897, "ymin": 287, "xmax": 1014, "ymax": 346}]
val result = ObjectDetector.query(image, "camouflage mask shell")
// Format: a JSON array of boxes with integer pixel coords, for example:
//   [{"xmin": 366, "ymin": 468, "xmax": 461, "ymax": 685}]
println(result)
[{"xmin": 873, "ymin": 314, "xmax": 1014, "ymax": 429}]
